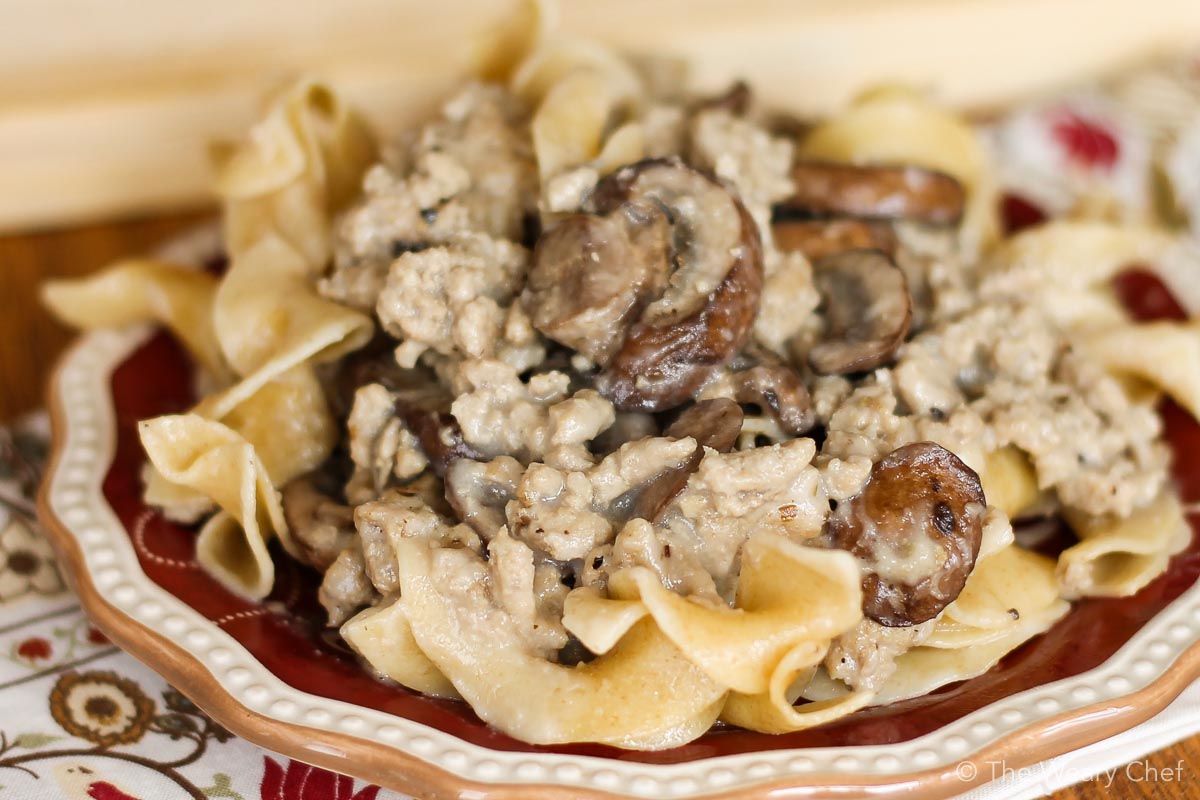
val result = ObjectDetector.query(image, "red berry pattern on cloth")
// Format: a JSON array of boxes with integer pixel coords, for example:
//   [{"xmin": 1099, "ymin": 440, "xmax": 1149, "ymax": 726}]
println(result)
[
  {"xmin": 1050, "ymin": 110, "xmax": 1121, "ymax": 170},
  {"xmin": 16, "ymin": 636, "xmax": 52, "ymax": 661},
  {"xmin": 86, "ymin": 780, "xmax": 142, "ymax": 800},
  {"xmin": 260, "ymin": 756, "xmax": 382, "ymax": 800}
]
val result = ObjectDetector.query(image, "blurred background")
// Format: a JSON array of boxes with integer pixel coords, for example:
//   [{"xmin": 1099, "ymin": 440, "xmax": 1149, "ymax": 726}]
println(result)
[{"xmin": 2, "ymin": 0, "xmax": 1200, "ymax": 419}]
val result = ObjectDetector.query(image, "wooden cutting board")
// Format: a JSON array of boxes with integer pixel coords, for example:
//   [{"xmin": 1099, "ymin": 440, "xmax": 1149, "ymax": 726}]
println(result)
[{"xmin": 3, "ymin": 0, "xmax": 1198, "ymax": 232}]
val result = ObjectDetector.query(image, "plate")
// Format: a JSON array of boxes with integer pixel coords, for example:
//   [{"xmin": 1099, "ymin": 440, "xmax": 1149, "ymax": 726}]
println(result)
[{"xmin": 36, "ymin": 228, "xmax": 1200, "ymax": 799}]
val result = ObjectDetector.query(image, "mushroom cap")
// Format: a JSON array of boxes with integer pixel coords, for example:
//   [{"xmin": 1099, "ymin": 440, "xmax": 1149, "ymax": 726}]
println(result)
[
  {"xmin": 807, "ymin": 248, "xmax": 912, "ymax": 375},
  {"xmin": 730, "ymin": 359, "xmax": 814, "ymax": 436},
  {"xmin": 773, "ymin": 218, "xmax": 897, "ymax": 263},
  {"xmin": 526, "ymin": 205, "xmax": 671, "ymax": 363},
  {"xmin": 593, "ymin": 160, "xmax": 765, "ymax": 412},
  {"xmin": 444, "ymin": 456, "xmax": 522, "ymax": 540},
  {"xmin": 828, "ymin": 441, "xmax": 986, "ymax": 626},
  {"xmin": 527, "ymin": 157, "xmax": 764, "ymax": 413},
  {"xmin": 665, "ymin": 397, "xmax": 744, "ymax": 453},
  {"xmin": 783, "ymin": 161, "xmax": 966, "ymax": 226}
]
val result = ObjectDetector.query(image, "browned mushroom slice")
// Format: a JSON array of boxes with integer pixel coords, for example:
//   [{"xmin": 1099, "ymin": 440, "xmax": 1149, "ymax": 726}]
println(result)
[
  {"xmin": 607, "ymin": 447, "xmax": 705, "ymax": 526},
  {"xmin": 808, "ymin": 249, "xmax": 912, "ymax": 375},
  {"xmin": 827, "ymin": 441, "xmax": 985, "ymax": 626},
  {"xmin": 605, "ymin": 400, "xmax": 743, "ymax": 527},
  {"xmin": 773, "ymin": 218, "xmax": 897, "ymax": 262},
  {"xmin": 390, "ymin": 377, "xmax": 481, "ymax": 476},
  {"xmin": 590, "ymin": 159, "xmax": 765, "ymax": 411},
  {"xmin": 444, "ymin": 456, "xmax": 522, "ymax": 540},
  {"xmin": 527, "ymin": 158, "xmax": 763, "ymax": 412},
  {"xmin": 731, "ymin": 361, "xmax": 814, "ymax": 436},
  {"xmin": 665, "ymin": 398, "xmax": 744, "ymax": 452},
  {"xmin": 784, "ymin": 161, "xmax": 966, "ymax": 226},
  {"xmin": 397, "ymin": 405, "xmax": 481, "ymax": 477},
  {"xmin": 526, "ymin": 206, "xmax": 672, "ymax": 363},
  {"xmin": 281, "ymin": 478, "xmax": 355, "ymax": 571}
]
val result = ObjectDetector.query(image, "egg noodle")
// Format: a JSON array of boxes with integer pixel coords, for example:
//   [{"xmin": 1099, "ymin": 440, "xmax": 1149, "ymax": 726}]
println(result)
[{"xmin": 44, "ymin": 7, "xmax": 1199, "ymax": 749}]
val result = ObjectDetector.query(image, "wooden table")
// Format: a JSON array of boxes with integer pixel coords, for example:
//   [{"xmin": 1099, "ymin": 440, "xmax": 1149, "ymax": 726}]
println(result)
[{"xmin": 1, "ymin": 213, "xmax": 1195, "ymax": 800}]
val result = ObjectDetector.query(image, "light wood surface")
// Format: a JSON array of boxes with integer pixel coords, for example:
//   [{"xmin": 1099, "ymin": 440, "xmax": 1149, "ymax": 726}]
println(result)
[
  {"xmin": 3, "ymin": 212, "xmax": 1200, "ymax": 796},
  {"xmin": 4, "ymin": 0, "xmax": 1200, "ymax": 232}
]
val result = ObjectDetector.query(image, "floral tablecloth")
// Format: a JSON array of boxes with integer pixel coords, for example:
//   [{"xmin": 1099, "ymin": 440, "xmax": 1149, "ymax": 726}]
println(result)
[
  {"xmin": 0, "ymin": 416, "xmax": 405, "ymax": 800},
  {"xmin": 6, "ymin": 51, "xmax": 1200, "ymax": 800}
]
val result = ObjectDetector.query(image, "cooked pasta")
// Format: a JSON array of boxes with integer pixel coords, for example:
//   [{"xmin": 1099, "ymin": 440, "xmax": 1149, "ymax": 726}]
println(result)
[{"xmin": 43, "ymin": 14, "xmax": 1200, "ymax": 749}]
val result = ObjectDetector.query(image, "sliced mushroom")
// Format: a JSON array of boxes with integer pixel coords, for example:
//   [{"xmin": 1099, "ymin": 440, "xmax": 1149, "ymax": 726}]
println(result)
[
  {"xmin": 387, "ymin": 375, "xmax": 482, "ymax": 476},
  {"xmin": 527, "ymin": 159, "xmax": 762, "ymax": 413},
  {"xmin": 444, "ymin": 456, "xmax": 523, "ymax": 540},
  {"xmin": 397, "ymin": 405, "xmax": 481, "ymax": 476},
  {"xmin": 773, "ymin": 218, "xmax": 897, "ymax": 262},
  {"xmin": 726, "ymin": 349, "xmax": 814, "ymax": 435},
  {"xmin": 782, "ymin": 161, "xmax": 966, "ymax": 226},
  {"xmin": 665, "ymin": 398, "xmax": 744, "ymax": 452},
  {"xmin": 608, "ymin": 447, "xmax": 705, "ymax": 526},
  {"xmin": 599, "ymin": 400, "xmax": 743, "ymax": 527},
  {"xmin": 281, "ymin": 478, "xmax": 355, "ymax": 571},
  {"xmin": 589, "ymin": 159, "xmax": 765, "ymax": 411},
  {"xmin": 826, "ymin": 442, "xmax": 985, "ymax": 626},
  {"xmin": 526, "ymin": 205, "xmax": 672, "ymax": 363},
  {"xmin": 808, "ymin": 249, "xmax": 912, "ymax": 375},
  {"xmin": 337, "ymin": 351, "xmax": 479, "ymax": 478}
]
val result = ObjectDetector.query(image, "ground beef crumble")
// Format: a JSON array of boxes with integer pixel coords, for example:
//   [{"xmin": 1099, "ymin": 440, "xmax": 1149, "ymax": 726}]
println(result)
[{"xmin": 301, "ymin": 78, "xmax": 1175, "ymax": 695}]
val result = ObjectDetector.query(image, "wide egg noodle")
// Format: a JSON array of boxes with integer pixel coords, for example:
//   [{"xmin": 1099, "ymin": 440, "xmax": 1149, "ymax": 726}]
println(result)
[
  {"xmin": 212, "ymin": 78, "xmax": 377, "ymax": 267},
  {"xmin": 607, "ymin": 532, "xmax": 864, "ymax": 696},
  {"xmin": 515, "ymin": 38, "xmax": 648, "ymax": 192},
  {"xmin": 138, "ymin": 359, "xmax": 337, "ymax": 527},
  {"xmin": 340, "ymin": 595, "xmax": 461, "ymax": 699},
  {"xmin": 720, "ymin": 646, "xmax": 875, "ymax": 735},
  {"xmin": 1058, "ymin": 490, "xmax": 1192, "ymax": 599},
  {"xmin": 986, "ymin": 221, "xmax": 1200, "ymax": 324},
  {"xmin": 979, "ymin": 446, "xmax": 1044, "ymax": 521},
  {"xmin": 798, "ymin": 85, "xmax": 998, "ymax": 254},
  {"xmin": 561, "ymin": 585, "xmax": 649, "ymax": 656},
  {"xmin": 163, "ymin": 79, "xmax": 375, "ymax": 588},
  {"xmin": 511, "ymin": 38, "xmax": 643, "ymax": 109},
  {"xmin": 41, "ymin": 261, "xmax": 230, "ymax": 384},
  {"xmin": 801, "ymin": 545, "xmax": 1069, "ymax": 706},
  {"xmin": 194, "ymin": 363, "xmax": 337, "ymax": 484},
  {"xmin": 563, "ymin": 578, "xmax": 875, "ymax": 734},
  {"xmin": 47, "ymin": 79, "xmax": 378, "ymax": 594},
  {"xmin": 208, "ymin": 233, "xmax": 373, "ymax": 398},
  {"xmin": 472, "ymin": 0, "xmax": 555, "ymax": 83},
  {"xmin": 1077, "ymin": 319, "xmax": 1200, "ymax": 421},
  {"xmin": 393, "ymin": 537, "xmax": 727, "ymax": 750},
  {"xmin": 926, "ymin": 545, "xmax": 1069, "ymax": 648},
  {"xmin": 529, "ymin": 67, "xmax": 645, "ymax": 183},
  {"xmin": 138, "ymin": 414, "xmax": 289, "ymax": 599}
]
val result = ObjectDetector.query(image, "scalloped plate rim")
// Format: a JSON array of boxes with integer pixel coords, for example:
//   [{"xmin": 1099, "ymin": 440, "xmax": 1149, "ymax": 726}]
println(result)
[{"xmin": 33, "ymin": 233, "xmax": 1200, "ymax": 799}]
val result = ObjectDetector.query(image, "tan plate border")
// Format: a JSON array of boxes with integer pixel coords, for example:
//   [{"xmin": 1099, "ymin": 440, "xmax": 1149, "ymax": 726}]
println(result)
[{"xmin": 34, "ymin": 323, "xmax": 1200, "ymax": 800}]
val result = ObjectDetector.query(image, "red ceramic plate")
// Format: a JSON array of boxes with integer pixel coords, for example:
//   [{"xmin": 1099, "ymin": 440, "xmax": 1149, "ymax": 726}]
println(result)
[{"xmin": 37, "ymin": 229, "xmax": 1200, "ymax": 799}]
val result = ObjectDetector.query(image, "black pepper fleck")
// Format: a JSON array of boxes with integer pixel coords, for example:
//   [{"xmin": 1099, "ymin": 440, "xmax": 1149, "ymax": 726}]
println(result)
[{"xmin": 932, "ymin": 501, "xmax": 955, "ymax": 536}]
